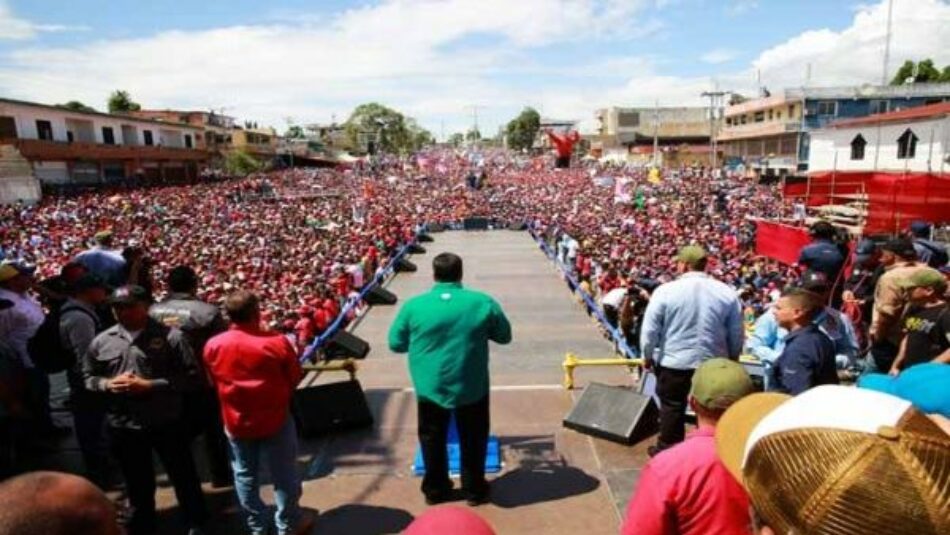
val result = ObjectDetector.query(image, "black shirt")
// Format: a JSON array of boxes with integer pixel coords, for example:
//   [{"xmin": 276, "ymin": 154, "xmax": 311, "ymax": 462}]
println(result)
[
  {"xmin": 774, "ymin": 324, "xmax": 839, "ymax": 395},
  {"xmin": 900, "ymin": 303, "xmax": 950, "ymax": 370}
]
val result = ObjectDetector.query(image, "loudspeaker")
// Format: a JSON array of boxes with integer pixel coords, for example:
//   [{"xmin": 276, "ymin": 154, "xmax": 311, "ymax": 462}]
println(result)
[
  {"xmin": 395, "ymin": 258, "xmax": 417, "ymax": 272},
  {"xmin": 293, "ymin": 380, "xmax": 374, "ymax": 438},
  {"xmin": 508, "ymin": 221, "xmax": 527, "ymax": 231},
  {"xmin": 418, "ymin": 233, "xmax": 434, "ymax": 243},
  {"xmin": 428, "ymin": 223, "xmax": 445, "ymax": 233},
  {"xmin": 365, "ymin": 286, "xmax": 397, "ymax": 305},
  {"xmin": 324, "ymin": 330, "xmax": 370, "ymax": 360},
  {"xmin": 563, "ymin": 383, "xmax": 658, "ymax": 445},
  {"xmin": 463, "ymin": 217, "xmax": 489, "ymax": 230},
  {"xmin": 408, "ymin": 243, "xmax": 427, "ymax": 254}
]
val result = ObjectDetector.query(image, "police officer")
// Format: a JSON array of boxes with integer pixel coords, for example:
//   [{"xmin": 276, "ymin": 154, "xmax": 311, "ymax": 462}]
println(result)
[
  {"xmin": 797, "ymin": 221, "xmax": 847, "ymax": 308},
  {"xmin": 149, "ymin": 266, "xmax": 232, "ymax": 488},
  {"xmin": 82, "ymin": 285, "xmax": 207, "ymax": 535},
  {"xmin": 909, "ymin": 221, "xmax": 948, "ymax": 268}
]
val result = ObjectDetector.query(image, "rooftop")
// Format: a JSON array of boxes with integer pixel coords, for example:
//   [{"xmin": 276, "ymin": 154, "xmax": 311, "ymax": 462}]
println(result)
[
  {"xmin": 0, "ymin": 97, "xmax": 203, "ymax": 130},
  {"xmin": 829, "ymin": 101, "xmax": 950, "ymax": 128}
]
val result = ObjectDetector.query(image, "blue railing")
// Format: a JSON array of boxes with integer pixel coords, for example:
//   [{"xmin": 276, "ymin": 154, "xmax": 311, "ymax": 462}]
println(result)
[
  {"xmin": 300, "ymin": 238, "xmax": 417, "ymax": 363},
  {"xmin": 528, "ymin": 228, "xmax": 639, "ymax": 359}
]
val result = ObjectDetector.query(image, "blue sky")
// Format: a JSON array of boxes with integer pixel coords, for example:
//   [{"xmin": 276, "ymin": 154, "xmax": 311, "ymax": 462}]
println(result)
[{"xmin": 1, "ymin": 0, "xmax": 948, "ymax": 136}]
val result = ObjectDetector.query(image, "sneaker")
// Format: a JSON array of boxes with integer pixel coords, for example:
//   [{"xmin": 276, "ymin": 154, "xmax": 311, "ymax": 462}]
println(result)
[{"xmin": 424, "ymin": 491, "xmax": 452, "ymax": 506}]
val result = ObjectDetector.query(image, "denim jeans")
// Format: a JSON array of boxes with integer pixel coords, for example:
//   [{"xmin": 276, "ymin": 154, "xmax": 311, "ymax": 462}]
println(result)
[{"xmin": 227, "ymin": 416, "xmax": 302, "ymax": 535}]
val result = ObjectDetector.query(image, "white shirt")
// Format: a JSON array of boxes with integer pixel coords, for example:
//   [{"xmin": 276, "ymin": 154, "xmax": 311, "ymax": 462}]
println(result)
[
  {"xmin": 0, "ymin": 288, "xmax": 45, "ymax": 368},
  {"xmin": 600, "ymin": 287, "xmax": 627, "ymax": 309}
]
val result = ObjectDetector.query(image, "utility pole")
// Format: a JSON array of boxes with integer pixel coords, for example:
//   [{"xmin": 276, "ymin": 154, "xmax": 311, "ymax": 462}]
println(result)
[
  {"xmin": 652, "ymin": 100, "xmax": 660, "ymax": 168},
  {"xmin": 465, "ymin": 105, "xmax": 483, "ymax": 145},
  {"xmin": 881, "ymin": 0, "xmax": 894, "ymax": 85},
  {"xmin": 701, "ymin": 90, "xmax": 728, "ymax": 170}
]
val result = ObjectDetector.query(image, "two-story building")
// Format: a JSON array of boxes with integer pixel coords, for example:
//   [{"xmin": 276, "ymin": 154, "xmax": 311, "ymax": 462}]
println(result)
[
  {"xmin": 592, "ymin": 106, "xmax": 713, "ymax": 166},
  {"xmin": 0, "ymin": 98, "xmax": 208, "ymax": 203},
  {"xmin": 130, "ymin": 109, "xmax": 236, "ymax": 164},
  {"xmin": 718, "ymin": 83, "xmax": 950, "ymax": 177},
  {"xmin": 232, "ymin": 127, "xmax": 278, "ymax": 160}
]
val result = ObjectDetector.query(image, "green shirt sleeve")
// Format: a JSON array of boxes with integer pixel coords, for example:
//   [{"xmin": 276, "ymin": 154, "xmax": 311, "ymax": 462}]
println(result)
[
  {"xmin": 488, "ymin": 298, "xmax": 512, "ymax": 345},
  {"xmin": 388, "ymin": 303, "xmax": 411, "ymax": 353}
]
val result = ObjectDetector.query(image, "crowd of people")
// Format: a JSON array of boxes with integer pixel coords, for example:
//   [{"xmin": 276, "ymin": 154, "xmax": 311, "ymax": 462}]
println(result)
[{"xmin": 0, "ymin": 145, "xmax": 948, "ymax": 534}]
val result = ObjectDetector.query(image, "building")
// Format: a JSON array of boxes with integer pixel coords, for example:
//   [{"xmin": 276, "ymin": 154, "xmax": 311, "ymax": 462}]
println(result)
[
  {"xmin": 231, "ymin": 126, "xmax": 277, "ymax": 159},
  {"xmin": 130, "ymin": 109, "xmax": 236, "ymax": 163},
  {"xmin": 0, "ymin": 98, "xmax": 208, "ymax": 203},
  {"xmin": 809, "ymin": 101, "xmax": 950, "ymax": 174},
  {"xmin": 591, "ymin": 107, "xmax": 713, "ymax": 166},
  {"xmin": 718, "ymin": 83, "xmax": 950, "ymax": 177}
]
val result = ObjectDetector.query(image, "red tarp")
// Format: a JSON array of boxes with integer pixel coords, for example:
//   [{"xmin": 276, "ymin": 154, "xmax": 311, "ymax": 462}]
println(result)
[
  {"xmin": 754, "ymin": 220, "xmax": 812, "ymax": 265},
  {"xmin": 784, "ymin": 172, "xmax": 950, "ymax": 234}
]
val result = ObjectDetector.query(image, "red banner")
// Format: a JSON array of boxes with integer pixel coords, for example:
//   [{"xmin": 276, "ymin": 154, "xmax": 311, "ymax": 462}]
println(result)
[{"xmin": 754, "ymin": 220, "xmax": 812, "ymax": 265}]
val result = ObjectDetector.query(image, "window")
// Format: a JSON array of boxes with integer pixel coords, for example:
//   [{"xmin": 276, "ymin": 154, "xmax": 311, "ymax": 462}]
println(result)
[
  {"xmin": 0, "ymin": 116, "xmax": 17, "ymax": 138},
  {"xmin": 816, "ymin": 101, "xmax": 837, "ymax": 116},
  {"xmin": 36, "ymin": 120, "xmax": 53, "ymax": 141},
  {"xmin": 850, "ymin": 134, "xmax": 866, "ymax": 160},
  {"xmin": 869, "ymin": 100, "xmax": 889, "ymax": 115},
  {"xmin": 101, "ymin": 127, "xmax": 115, "ymax": 145},
  {"xmin": 143, "ymin": 130, "xmax": 154, "ymax": 146},
  {"xmin": 768, "ymin": 110, "xmax": 774, "ymax": 121},
  {"xmin": 184, "ymin": 134, "xmax": 193, "ymax": 149},
  {"xmin": 754, "ymin": 111, "xmax": 765, "ymax": 123},
  {"xmin": 67, "ymin": 131, "xmax": 74, "ymax": 143},
  {"xmin": 788, "ymin": 104, "xmax": 795, "ymax": 117},
  {"xmin": 897, "ymin": 129, "xmax": 918, "ymax": 159}
]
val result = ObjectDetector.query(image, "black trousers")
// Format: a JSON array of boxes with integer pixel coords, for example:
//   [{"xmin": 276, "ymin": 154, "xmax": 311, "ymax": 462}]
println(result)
[
  {"xmin": 71, "ymin": 390, "xmax": 110, "ymax": 487},
  {"xmin": 184, "ymin": 389, "xmax": 232, "ymax": 484},
  {"xmin": 555, "ymin": 156, "xmax": 570, "ymax": 169},
  {"xmin": 110, "ymin": 425, "xmax": 208, "ymax": 534},
  {"xmin": 603, "ymin": 305, "xmax": 619, "ymax": 330},
  {"xmin": 654, "ymin": 366, "xmax": 695, "ymax": 450},
  {"xmin": 417, "ymin": 395, "xmax": 489, "ymax": 499}
]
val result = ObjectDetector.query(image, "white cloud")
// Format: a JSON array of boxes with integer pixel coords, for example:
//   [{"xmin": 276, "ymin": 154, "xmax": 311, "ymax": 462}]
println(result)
[
  {"xmin": 0, "ymin": 0, "xmax": 946, "ymax": 137},
  {"xmin": 727, "ymin": 0, "xmax": 759, "ymax": 16},
  {"xmin": 752, "ymin": 0, "xmax": 950, "ymax": 89},
  {"xmin": 0, "ymin": 1, "xmax": 88, "ymax": 40},
  {"xmin": 700, "ymin": 48, "xmax": 737, "ymax": 64}
]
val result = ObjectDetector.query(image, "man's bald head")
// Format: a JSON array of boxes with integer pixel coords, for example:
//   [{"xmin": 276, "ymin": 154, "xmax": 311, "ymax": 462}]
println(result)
[{"xmin": 0, "ymin": 471, "xmax": 120, "ymax": 535}]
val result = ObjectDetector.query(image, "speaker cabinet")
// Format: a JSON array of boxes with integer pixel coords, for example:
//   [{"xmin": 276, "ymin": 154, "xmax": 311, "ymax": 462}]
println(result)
[
  {"xmin": 293, "ymin": 380, "xmax": 373, "ymax": 438},
  {"xmin": 418, "ymin": 233, "xmax": 434, "ymax": 243},
  {"xmin": 365, "ymin": 286, "xmax": 397, "ymax": 305},
  {"xmin": 408, "ymin": 243, "xmax": 427, "ymax": 254},
  {"xmin": 324, "ymin": 330, "xmax": 370, "ymax": 360},
  {"xmin": 563, "ymin": 383, "xmax": 658, "ymax": 445},
  {"xmin": 395, "ymin": 258, "xmax": 417, "ymax": 273}
]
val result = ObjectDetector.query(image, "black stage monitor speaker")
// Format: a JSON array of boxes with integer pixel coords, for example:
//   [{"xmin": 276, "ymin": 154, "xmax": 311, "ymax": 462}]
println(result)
[
  {"xmin": 563, "ymin": 383, "xmax": 658, "ymax": 445},
  {"xmin": 293, "ymin": 380, "xmax": 374, "ymax": 438},
  {"xmin": 324, "ymin": 331, "xmax": 370, "ymax": 360},
  {"xmin": 395, "ymin": 258, "xmax": 417, "ymax": 273},
  {"xmin": 463, "ymin": 217, "xmax": 489, "ymax": 230},
  {"xmin": 408, "ymin": 243, "xmax": 427, "ymax": 254},
  {"xmin": 365, "ymin": 286, "xmax": 397, "ymax": 305},
  {"xmin": 418, "ymin": 233, "xmax": 434, "ymax": 243},
  {"xmin": 428, "ymin": 223, "xmax": 445, "ymax": 233}
]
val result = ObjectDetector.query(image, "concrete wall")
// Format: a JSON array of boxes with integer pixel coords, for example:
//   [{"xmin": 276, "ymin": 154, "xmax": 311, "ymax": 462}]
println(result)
[{"xmin": 808, "ymin": 117, "xmax": 949, "ymax": 173}]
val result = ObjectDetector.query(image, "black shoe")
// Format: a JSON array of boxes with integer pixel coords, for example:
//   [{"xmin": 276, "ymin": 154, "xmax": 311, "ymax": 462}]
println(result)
[
  {"xmin": 465, "ymin": 492, "xmax": 490, "ymax": 507},
  {"xmin": 425, "ymin": 491, "xmax": 452, "ymax": 506}
]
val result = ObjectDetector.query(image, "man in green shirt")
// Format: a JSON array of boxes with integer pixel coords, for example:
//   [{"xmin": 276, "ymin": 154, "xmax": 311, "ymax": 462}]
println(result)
[{"xmin": 388, "ymin": 252, "xmax": 512, "ymax": 506}]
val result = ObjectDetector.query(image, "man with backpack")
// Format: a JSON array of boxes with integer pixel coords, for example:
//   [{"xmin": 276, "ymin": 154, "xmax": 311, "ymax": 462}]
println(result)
[
  {"xmin": 59, "ymin": 274, "xmax": 111, "ymax": 486},
  {"xmin": 909, "ymin": 221, "xmax": 948, "ymax": 269}
]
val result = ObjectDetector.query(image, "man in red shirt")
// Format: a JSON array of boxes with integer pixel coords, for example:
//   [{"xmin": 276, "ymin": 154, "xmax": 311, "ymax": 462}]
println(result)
[
  {"xmin": 203, "ymin": 291, "xmax": 312, "ymax": 535},
  {"xmin": 545, "ymin": 128, "xmax": 580, "ymax": 169},
  {"xmin": 621, "ymin": 358, "xmax": 755, "ymax": 535}
]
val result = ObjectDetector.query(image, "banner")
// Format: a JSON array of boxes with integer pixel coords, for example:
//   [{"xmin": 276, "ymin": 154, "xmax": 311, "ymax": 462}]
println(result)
[{"xmin": 754, "ymin": 220, "xmax": 812, "ymax": 265}]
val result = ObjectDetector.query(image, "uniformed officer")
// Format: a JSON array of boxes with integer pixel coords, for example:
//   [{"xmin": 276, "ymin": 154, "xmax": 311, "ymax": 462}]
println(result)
[
  {"xmin": 83, "ymin": 285, "xmax": 207, "ymax": 535},
  {"xmin": 150, "ymin": 266, "xmax": 231, "ymax": 488},
  {"xmin": 797, "ymin": 221, "xmax": 846, "ymax": 307}
]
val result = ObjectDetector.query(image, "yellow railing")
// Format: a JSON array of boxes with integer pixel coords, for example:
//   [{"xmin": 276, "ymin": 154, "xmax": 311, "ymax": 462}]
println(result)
[{"xmin": 562, "ymin": 352, "xmax": 643, "ymax": 390}]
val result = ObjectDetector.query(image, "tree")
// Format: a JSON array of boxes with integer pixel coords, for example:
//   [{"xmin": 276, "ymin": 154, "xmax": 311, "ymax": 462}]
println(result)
[
  {"xmin": 465, "ymin": 128, "xmax": 481, "ymax": 142},
  {"xmin": 56, "ymin": 101, "xmax": 97, "ymax": 113},
  {"xmin": 224, "ymin": 149, "xmax": 263, "ymax": 176},
  {"xmin": 448, "ymin": 133, "xmax": 465, "ymax": 147},
  {"xmin": 343, "ymin": 102, "xmax": 421, "ymax": 154},
  {"xmin": 285, "ymin": 125, "xmax": 305, "ymax": 139},
  {"xmin": 891, "ymin": 59, "xmax": 945, "ymax": 85},
  {"xmin": 405, "ymin": 119, "xmax": 435, "ymax": 151},
  {"xmin": 107, "ymin": 90, "xmax": 141, "ymax": 113},
  {"xmin": 504, "ymin": 107, "xmax": 541, "ymax": 151}
]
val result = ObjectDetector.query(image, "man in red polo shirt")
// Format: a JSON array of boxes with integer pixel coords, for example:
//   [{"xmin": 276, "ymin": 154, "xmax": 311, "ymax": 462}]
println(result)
[
  {"xmin": 203, "ymin": 291, "xmax": 312, "ymax": 535},
  {"xmin": 621, "ymin": 358, "xmax": 754, "ymax": 535}
]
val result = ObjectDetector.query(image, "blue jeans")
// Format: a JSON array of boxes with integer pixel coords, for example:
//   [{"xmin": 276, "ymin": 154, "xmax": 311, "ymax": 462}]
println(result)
[{"xmin": 227, "ymin": 416, "xmax": 302, "ymax": 534}]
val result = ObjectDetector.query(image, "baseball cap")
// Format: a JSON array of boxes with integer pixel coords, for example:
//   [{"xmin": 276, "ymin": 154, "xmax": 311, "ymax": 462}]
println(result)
[
  {"xmin": 690, "ymin": 358, "xmax": 754, "ymax": 410},
  {"xmin": 797, "ymin": 269, "xmax": 830, "ymax": 294},
  {"xmin": 0, "ymin": 262, "xmax": 36, "ymax": 283},
  {"xmin": 109, "ymin": 285, "xmax": 150, "ymax": 306},
  {"xmin": 897, "ymin": 267, "xmax": 947, "ymax": 292},
  {"xmin": 676, "ymin": 245, "xmax": 707, "ymax": 264},
  {"xmin": 909, "ymin": 220, "xmax": 931, "ymax": 235},
  {"xmin": 94, "ymin": 229, "xmax": 114, "ymax": 242},
  {"xmin": 716, "ymin": 385, "xmax": 950, "ymax": 534},
  {"xmin": 72, "ymin": 274, "xmax": 110, "ymax": 294},
  {"xmin": 858, "ymin": 363, "xmax": 950, "ymax": 418},
  {"xmin": 881, "ymin": 238, "xmax": 917, "ymax": 258}
]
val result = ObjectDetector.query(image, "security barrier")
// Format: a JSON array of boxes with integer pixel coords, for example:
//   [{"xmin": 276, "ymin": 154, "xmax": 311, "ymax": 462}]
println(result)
[{"xmin": 562, "ymin": 352, "xmax": 644, "ymax": 390}]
